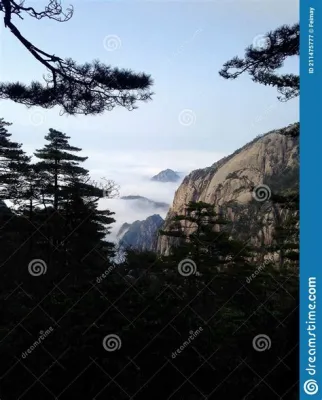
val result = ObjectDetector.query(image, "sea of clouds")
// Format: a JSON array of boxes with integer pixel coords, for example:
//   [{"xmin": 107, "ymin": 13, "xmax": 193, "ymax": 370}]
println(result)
[
  {"xmin": 86, "ymin": 149, "xmax": 226, "ymax": 242},
  {"xmin": 5, "ymin": 149, "xmax": 226, "ymax": 243}
]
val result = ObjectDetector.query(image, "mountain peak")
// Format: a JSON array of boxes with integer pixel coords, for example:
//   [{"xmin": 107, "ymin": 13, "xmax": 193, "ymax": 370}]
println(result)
[{"xmin": 151, "ymin": 169, "xmax": 180, "ymax": 183}]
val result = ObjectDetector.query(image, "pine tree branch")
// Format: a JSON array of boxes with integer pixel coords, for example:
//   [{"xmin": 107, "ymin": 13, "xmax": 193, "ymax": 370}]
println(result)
[{"xmin": 0, "ymin": 0, "xmax": 154, "ymax": 115}]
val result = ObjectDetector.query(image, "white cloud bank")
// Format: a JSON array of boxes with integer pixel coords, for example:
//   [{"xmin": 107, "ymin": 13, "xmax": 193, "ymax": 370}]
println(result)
[{"xmin": 90, "ymin": 149, "xmax": 226, "ymax": 241}]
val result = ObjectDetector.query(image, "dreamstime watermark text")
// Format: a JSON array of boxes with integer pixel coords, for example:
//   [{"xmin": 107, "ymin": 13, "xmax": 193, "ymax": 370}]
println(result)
[
  {"xmin": 304, "ymin": 277, "xmax": 318, "ymax": 395},
  {"xmin": 96, "ymin": 264, "xmax": 116, "ymax": 284},
  {"xmin": 171, "ymin": 327, "xmax": 203, "ymax": 359},
  {"xmin": 246, "ymin": 260, "xmax": 271, "ymax": 284},
  {"xmin": 21, "ymin": 327, "xmax": 54, "ymax": 359}
]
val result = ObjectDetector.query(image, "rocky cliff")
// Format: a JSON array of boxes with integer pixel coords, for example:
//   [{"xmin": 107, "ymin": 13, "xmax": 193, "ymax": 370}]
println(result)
[
  {"xmin": 117, "ymin": 223, "xmax": 131, "ymax": 240},
  {"xmin": 157, "ymin": 123, "xmax": 299, "ymax": 256},
  {"xmin": 119, "ymin": 214, "xmax": 164, "ymax": 252}
]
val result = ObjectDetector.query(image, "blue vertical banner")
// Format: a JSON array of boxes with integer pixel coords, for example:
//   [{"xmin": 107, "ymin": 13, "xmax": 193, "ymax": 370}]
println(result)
[{"xmin": 300, "ymin": 0, "xmax": 322, "ymax": 398}]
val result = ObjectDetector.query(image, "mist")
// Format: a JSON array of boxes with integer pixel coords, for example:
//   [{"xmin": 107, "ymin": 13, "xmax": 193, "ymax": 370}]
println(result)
[{"xmin": 90, "ymin": 149, "xmax": 227, "ymax": 242}]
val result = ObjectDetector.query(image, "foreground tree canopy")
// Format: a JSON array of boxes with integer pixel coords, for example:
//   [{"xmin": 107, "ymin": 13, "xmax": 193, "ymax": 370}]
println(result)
[
  {"xmin": 220, "ymin": 23, "xmax": 299, "ymax": 102},
  {"xmin": 0, "ymin": 0, "xmax": 154, "ymax": 115}
]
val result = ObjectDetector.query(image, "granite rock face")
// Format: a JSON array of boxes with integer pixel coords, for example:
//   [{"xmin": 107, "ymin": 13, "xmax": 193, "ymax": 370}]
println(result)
[
  {"xmin": 117, "ymin": 223, "xmax": 131, "ymax": 240},
  {"xmin": 157, "ymin": 123, "xmax": 299, "ymax": 256},
  {"xmin": 119, "ymin": 214, "xmax": 164, "ymax": 252}
]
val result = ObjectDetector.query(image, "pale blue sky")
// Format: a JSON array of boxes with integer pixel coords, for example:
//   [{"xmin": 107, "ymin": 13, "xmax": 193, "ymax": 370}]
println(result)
[{"xmin": 0, "ymin": 0, "xmax": 299, "ymax": 161}]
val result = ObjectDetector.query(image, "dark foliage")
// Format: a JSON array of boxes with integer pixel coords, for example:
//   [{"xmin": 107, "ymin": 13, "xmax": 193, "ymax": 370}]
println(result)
[
  {"xmin": 0, "ymin": 119, "xmax": 299, "ymax": 399},
  {"xmin": 0, "ymin": 0, "xmax": 153, "ymax": 115},
  {"xmin": 0, "ymin": 118, "xmax": 30, "ymax": 200},
  {"xmin": 219, "ymin": 23, "xmax": 299, "ymax": 101}
]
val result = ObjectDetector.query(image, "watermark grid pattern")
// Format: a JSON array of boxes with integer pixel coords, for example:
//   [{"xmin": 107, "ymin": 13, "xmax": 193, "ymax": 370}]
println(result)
[{"xmin": 0, "ymin": 7, "xmax": 302, "ymax": 400}]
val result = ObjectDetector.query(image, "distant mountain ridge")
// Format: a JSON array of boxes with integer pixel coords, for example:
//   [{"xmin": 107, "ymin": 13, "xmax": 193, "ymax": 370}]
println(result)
[
  {"xmin": 151, "ymin": 169, "xmax": 180, "ymax": 183},
  {"xmin": 120, "ymin": 195, "xmax": 169, "ymax": 211}
]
